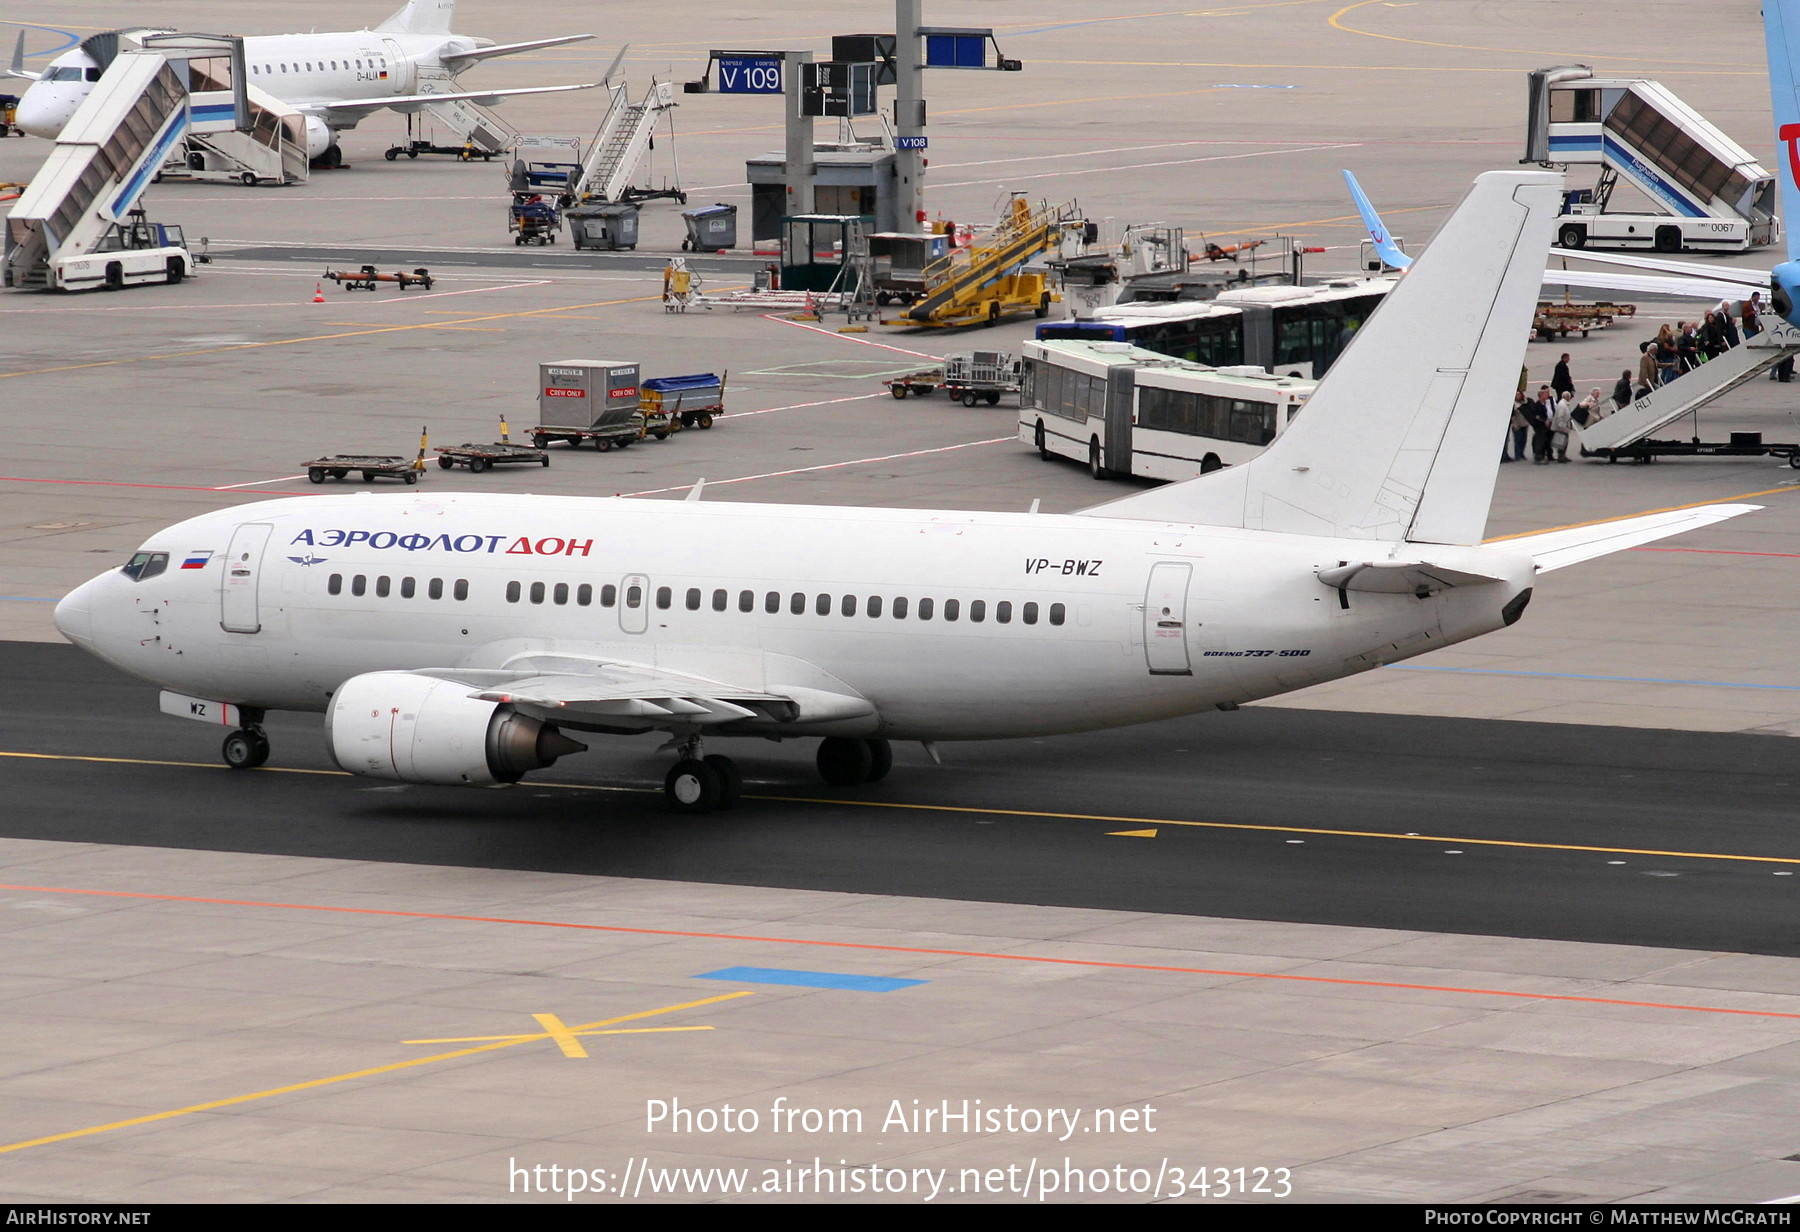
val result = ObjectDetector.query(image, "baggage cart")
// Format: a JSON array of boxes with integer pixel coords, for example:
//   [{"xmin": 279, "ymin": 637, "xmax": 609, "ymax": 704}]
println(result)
[
  {"xmin": 943, "ymin": 350, "xmax": 1020, "ymax": 405},
  {"xmin": 641, "ymin": 372, "xmax": 725, "ymax": 429},
  {"xmin": 883, "ymin": 367, "xmax": 944, "ymax": 399},
  {"xmin": 323, "ymin": 264, "xmax": 434, "ymax": 290},
  {"xmin": 302, "ymin": 454, "xmax": 421, "ymax": 484},
  {"xmin": 532, "ymin": 359, "xmax": 644, "ymax": 448},
  {"xmin": 434, "ymin": 441, "xmax": 549, "ymax": 472},
  {"xmin": 509, "ymin": 195, "xmax": 561, "ymax": 246}
]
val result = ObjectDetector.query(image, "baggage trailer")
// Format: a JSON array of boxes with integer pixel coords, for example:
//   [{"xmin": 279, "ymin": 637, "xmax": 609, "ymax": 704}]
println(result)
[
  {"xmin": 323, "ymin": 264, "xmax": 434, "ymax": 291},
  {"xmin": 641, "ymin": 372, "xmax": 725, "ymax": 429},
  {"xmin": 303, "ymin": 454, "xmax": 421, "ymax": 484},
  {"xmin": 531, "ymin": 359, "xmax": 644, "ymax": 449},
  {"xmin": 435, "ymin": 441, "xmax": 549, "ymax": 472},
  {"xmin": 943, "ymin": 350, "xmax": 1021, "ymax": 406},
  {"xmin": 884, "ymin": 368, "xmax": 943, "ymax": 398}
]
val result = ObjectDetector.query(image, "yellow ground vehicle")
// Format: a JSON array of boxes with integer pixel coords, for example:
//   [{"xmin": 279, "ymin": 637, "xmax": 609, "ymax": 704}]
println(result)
[{"xmin": 893, "ymin": 197, "xmax": 1076, "ymax": 329}]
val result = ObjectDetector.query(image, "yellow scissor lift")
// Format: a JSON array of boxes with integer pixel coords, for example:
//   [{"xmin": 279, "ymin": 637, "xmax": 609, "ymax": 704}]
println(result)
[{"xmin": 891, "ymin": 197, "xmax": 1077, "ymax": 329}]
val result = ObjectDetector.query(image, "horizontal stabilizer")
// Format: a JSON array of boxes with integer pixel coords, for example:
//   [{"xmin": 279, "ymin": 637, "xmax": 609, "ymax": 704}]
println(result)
[
  {"xmin": 1551, "ymin": 249, "xmax": 1772, "ymax": 291},
  {"xmin": 1542, "ymin": 267, "xmax": 1756, "ymax": 302},
  {"xmin": 441, "ymin": 34, "xmax": 595, "ymax": 72},
  {"xmin": 1317, "ymin": 560, "xmax": 1505, "ymax": 595},
  {"xmin": 1492, "ymin": 504, "xmax": 1762, "ymax": 572}
]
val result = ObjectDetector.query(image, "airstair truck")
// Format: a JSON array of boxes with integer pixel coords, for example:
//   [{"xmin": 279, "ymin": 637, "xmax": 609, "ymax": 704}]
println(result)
[
  {"xmin": 3, "ymin": 50, "xmax": 201, "ymax": 290},
  {"xmin": 1525, "ymin": 65, "xmax": 1780, "ymax": 253}
]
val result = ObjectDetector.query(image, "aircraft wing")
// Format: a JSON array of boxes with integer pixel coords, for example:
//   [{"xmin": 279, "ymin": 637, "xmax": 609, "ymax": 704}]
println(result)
[
  {"xmin": 440, "ymin": 35, "xmax": 596, "ymax": 72},
  {"xmin": 1488, "ymin": 504, "xmax": 1763, "ymax": 573},
  {"xmin": 1540, "ymin": 267, "xmax": 1761, "ymax": 302},
  {"xmin": 414, "ymin": 655, "xmax": 876, "ymax": 731},
  {"xmin": 1550, "ymin": 248, "xmax": 1773, "ymax": 290},
  {"xmin": 309, "ymin": 81, "xmax": 601, "ymax": 116},
  {"xmin": 6, "ymin": 31, "xmax": 41, "ymax": 81}
]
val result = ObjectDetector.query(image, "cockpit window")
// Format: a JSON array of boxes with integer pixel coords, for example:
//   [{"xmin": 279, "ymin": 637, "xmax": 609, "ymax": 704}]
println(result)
[
  {"xmin": 46, "ymin": 66, "xmax": 87, "ymax": 82},
  {"xmin": 121, "ymin": 552, "xmax": 168, "ymax": 581}
]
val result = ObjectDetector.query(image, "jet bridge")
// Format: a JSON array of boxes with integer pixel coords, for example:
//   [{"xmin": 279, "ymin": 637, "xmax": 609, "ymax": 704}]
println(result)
[
  {"xmin": 1526, "ymin": 65, "xmax": 1779, "ymax": 253},
  {"xmin": 1574, "ymin": 322, "xmax": 1800, "ymax": 461},
  {"xmin": 3, "ymin": 49, "xmax": 190, "ymax": 288}
]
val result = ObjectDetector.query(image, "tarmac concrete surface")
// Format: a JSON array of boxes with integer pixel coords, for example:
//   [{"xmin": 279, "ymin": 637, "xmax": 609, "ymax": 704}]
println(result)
[{"xmin": 0, "ymin": 0, "xmax": 1797, "ymax": 1204}]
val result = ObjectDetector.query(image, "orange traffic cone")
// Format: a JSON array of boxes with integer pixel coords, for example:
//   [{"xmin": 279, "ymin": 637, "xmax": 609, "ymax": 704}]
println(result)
[{"xmin": 312, "ymin": 282, "xmax": 325, "ymax": 303}]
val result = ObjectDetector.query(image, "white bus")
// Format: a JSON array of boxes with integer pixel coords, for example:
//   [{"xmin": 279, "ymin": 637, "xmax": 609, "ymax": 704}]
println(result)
[
  {"xmin": 1036, "ymin": 276, "xmax": 1394, "ymax": 379},
  {"xmin": 1017, "ymin": 338, "xmax": 1313, "ymax": 481}
]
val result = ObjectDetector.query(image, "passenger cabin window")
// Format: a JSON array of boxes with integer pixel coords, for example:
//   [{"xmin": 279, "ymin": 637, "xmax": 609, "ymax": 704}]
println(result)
[
  {"xmin": 739, "ymin": 590, "xmax": 754, "ymax": 613},
  {"xmin": 840, "ymin": 594, "xmax": 857, "ymax": 617},
  {"xmin": 554, "ymin": 583, "xmax": 569, "ymax": 606},
  {"xmin": 765, "ymin": 591, "xmax": 780, "ymax": 614},
  {"xmin": 401, "ymin": 577, "xmax": 415, "ymax": 599},
  {"xmin": 626, "ymin": 584, "xmax": 642, "ymax": 609},
  {"xmin": 918, "ymin": 598, "xmax": 934, "ymax": 621},
  {"xmin": 1049, "ymin": 603, "xmax": 1066, "ymax": 626},
  {"xmin": 815, "ymin": 593, "xmax": 831, "ymax": 616},
  {"xmin": 943, "ymin": 599, "xmax": 960, "ymax": 622},
  {"xmin": 996, "ymin": 601, "xmax": 1012, "ymax": 623},
  {"xmin": 893, "ymin": 597, "xmax": 909, "ymax": 619},
  {"xmin": 506, "ymin": 581, "xmax": 521, "ymax": 603},
  {"xmin": 656, "ymin": 586, "xmax": 672, "ymax": 610},
  {"xmin": 453, "ymin": 579, "xmax": 468, "ymax": 601},
  {"xmin": 530, "ymin": 581, "xmax": 545, "ymax": 605},
  {"xmin": 713, "ymin": 589, "xmax": 728, "ymax": 612},
  {"xmin": 789, "ymin": 592, "xmax": 806, "ymax": 615},
  {"xmin": 351, "ymin": 575, "xmax": 366, "ymax": 597},
  {"xmin": 1022, "ymin": 602, "xmax": 1039, "ymax": 625},
  {"xmin": 867, "ymin": 596, "xmax": 883, "ymax": 618},
  {"xmin": 577, "ymin": 584, "xmax": 593, "ymax": 606},
  {"xmin": 122, "ymin": 552, "xmax": 168, "ymax": 581},
  {"xmin": 375, "ymin": 576, "xmax": 390, "ymax": 598},
  {"xmin": 686, "ymin": 588, "xmax": 702, "ymax": 611},
  {"xmin": 328, "ymin": 573, "xmax": 343, "ymax": 596},
  {"xmin": 970, "ymin": 599, "xmax": 986, "ymax": 622},
  {"xmin": 428, "ymin": 578, "xmax": 443, "ymax": 600}
]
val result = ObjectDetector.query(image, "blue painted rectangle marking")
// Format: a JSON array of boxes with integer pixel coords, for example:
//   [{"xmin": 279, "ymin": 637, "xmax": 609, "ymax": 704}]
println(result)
[{"xmin": 695, "ymin": 966, "xmax": 926, "ymax": 992}]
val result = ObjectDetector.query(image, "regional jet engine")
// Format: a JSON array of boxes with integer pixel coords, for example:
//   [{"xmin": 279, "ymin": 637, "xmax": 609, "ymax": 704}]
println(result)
[
  {"xmin": 303, "ymin": 114, "xmax": 334, "ymax": 159},
  {"xmin": 325, "ymin": 672, "xmax": 586, "ymax": 787}
]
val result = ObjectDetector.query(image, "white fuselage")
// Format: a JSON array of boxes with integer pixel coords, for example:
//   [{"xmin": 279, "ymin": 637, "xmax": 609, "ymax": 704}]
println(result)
[
  {"xmin": 14, "ymin": 28, "xmax": 478, "ymax": 139},
  {"xmin": 54, "ymin": 492, "xmax": 1535, "ymax": 742}
]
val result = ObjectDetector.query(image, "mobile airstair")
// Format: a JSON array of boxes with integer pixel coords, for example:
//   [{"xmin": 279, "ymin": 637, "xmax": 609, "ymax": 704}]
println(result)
[
  {"xmin": 1575, "ymin": 321, "xmax": 1800, "ymax": 461},
  {"xmin": 1525, "ymin": 65, "xmax": 1779, "ymax": 253},
  {"xmin": 170, "ymin": 55, "xmax": 309, "ymax": 186},
  {"xmin": 570, "ymin": 78, "xmax": 681, "ymax": 204},
  {"xmin": 414, "ymin": 63, "xmax": 517, "ymax": 157},
  {"xmin": 4, "ymin": 49, "xmax": 192, "ymax": 288}
]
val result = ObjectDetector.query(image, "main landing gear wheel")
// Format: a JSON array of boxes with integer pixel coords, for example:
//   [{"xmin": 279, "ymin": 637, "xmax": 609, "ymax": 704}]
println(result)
[
  {"xmin": 664, "ymin": 759, "xmax": 722, "ymax": 813},
  {"xmin": 817, "ymin": 737, "xmax": 891, "ymax": 786},
  {"xmin": 704, "ymin": 754, "xmax": 743, "ymax": 808},
  {"xmin": 222, "ymin": 728, "xmax": 270, "ymax": 770}
]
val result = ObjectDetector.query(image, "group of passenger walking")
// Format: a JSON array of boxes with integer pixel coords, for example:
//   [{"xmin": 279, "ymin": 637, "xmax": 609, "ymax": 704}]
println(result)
[{"xmin": 1504, "ymin": 293, "xmax": 1785, "ymax": 465}]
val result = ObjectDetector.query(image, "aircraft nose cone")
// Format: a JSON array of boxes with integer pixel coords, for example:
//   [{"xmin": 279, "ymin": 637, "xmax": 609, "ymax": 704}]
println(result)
[
  {"xmin": 13, "ymin": 88, "xmax": 67, "ymax": 139},
  {"xmin": 53, "ymin": 575, "xmax": 103, "ymax": 650}
]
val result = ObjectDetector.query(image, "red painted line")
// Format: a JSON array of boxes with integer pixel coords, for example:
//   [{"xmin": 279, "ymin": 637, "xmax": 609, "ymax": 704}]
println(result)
[
  {"xmin": 1628, "ymin": 546, "xmax": 1800, "ymax": 559},
  {"xmin": 4, "ymin": 882, "xmax": 1797, "ymax": 1021},
  {"xmin": 0, "ymin": 476, "xmax": 314, "ymax": 497}
]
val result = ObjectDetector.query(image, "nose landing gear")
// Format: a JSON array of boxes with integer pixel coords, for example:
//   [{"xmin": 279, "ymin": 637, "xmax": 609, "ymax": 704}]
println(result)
[{"xmin": 221, "ymin": 725, "xmax": 270, "ymax": 770}]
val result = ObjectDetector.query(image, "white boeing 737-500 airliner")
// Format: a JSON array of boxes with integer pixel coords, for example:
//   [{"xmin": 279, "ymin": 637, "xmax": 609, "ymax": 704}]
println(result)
[
  {"xmin": 7, "ymin": 0, "xmax": 596, "ymax": 166},
  {"xmin": 52, "ymin": 171, "xmax": 1758, "ymax": 813}
]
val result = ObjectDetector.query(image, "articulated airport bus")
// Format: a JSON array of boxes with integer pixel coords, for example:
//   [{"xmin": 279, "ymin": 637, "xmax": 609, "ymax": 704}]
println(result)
[
  {"xmin": 1035, "ymin": 277, "xmax": 1394, "ymax": 379},
  {"xmin": 1018, "ymin": 338, "xmax": 1313, "ymax": 481}
]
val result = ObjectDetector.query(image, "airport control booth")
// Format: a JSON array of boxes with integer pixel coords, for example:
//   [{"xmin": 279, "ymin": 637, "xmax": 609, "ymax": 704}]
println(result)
[{"xmin": 747, "ymin": 144, "xmax": 899, "ymax": 245}]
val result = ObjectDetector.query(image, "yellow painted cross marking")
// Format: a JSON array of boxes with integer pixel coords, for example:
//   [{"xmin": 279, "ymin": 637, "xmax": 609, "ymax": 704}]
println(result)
[
  {"xmin": 0, "ymin": 991, "xmax": 751, "ymax": 1156},
  {"xmin": 401, "ymin": 1014, "xmax": 715, "ymax": 1058}
]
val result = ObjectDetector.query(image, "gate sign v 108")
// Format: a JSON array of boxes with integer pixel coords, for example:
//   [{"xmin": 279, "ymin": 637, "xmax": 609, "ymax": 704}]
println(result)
[{"xmin": 718, "ymin": 57, "xmax": 783, "ymax": 94}]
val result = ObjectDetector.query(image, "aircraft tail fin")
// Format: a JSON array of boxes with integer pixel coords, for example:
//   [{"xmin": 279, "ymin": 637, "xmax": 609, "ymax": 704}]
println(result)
[
  {"xmin": 1343, "ymin": 170, "xmax": 1412, "ymax": 270},
  {"xmin": 1767, "ymin": 0, "xmax": 1800, "ymax": 264},
  {"xmin": 376, "ymin": 0, "xmax": 457, "ymax": 36},
  {"xmin": 6, "ymin": 31, "xmax": 42, "ymax": 81},
  {"xmin": 1081, "ymin": 170, "xmax": 1563, "ymax": 547}
]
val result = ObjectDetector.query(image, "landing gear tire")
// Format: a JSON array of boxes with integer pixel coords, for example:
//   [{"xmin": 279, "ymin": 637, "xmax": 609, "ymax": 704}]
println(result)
[
  {"xmin": 863, "ymin": 739, "xmax": 892, "ymax": 783},
  {"xmin": 703, "ymin": 754, "xmax": 742, "ymax": 808},
  {"xmin": 665, "ymin": 758, "xmax": 723, "ymax": 813},
  {"xmin": 222, "ymin": 729, "xmax": 270, "ymax": 770},
  {"xmin": 817, "ymin": 736, "xmax": 875, "ymax": 787}
]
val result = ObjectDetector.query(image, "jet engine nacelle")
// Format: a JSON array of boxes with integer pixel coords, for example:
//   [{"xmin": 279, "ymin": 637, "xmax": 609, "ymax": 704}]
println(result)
[
  {"xmin": 303, "ymin": 114, "xmax": 334, "ymax": 159},
  {"xmin": 325, "ymin": 671, "xmax": 586, "ymax": 787}
]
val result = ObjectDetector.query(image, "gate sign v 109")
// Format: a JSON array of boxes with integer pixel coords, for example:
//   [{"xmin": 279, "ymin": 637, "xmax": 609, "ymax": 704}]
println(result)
[{"xmin": 718, "ymin": 57, "xmax": 783, "ymax": 94}]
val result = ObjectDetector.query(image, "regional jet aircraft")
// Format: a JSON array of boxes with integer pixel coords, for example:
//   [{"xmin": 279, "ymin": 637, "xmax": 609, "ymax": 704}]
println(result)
[
  {"xmin": 6, "ymin": 0, "xmax": 597, "ymax": 167},
  {"xmin": 52, "ymin": 172, "xmax": 1758, "ymax": 813}
]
